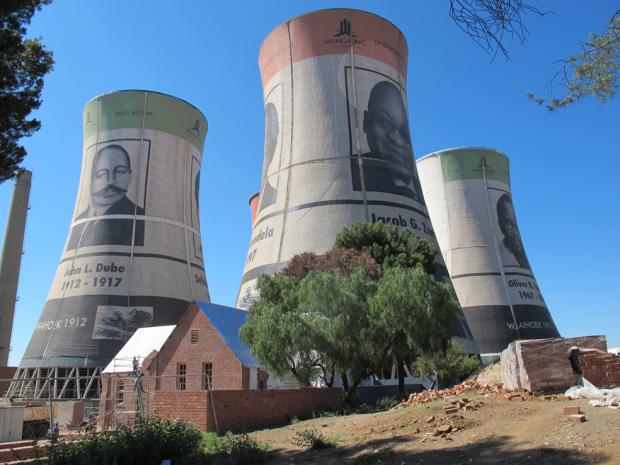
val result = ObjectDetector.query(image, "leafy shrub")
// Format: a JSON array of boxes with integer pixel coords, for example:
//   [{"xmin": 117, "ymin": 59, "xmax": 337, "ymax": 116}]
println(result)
[
  {"xmin": 414, "ymin": 341, "xmax": 480, "ymax": 388},
  {"xmin": 39, "ymin": 417, "xmax": 203, "ymax": 465},
  {"xmin": 291, "ymin": 429, "xmax": 332, "ymax": 449},
  {"xmin": 375, "ymin": 395, "xmax": 401, "ymax": 410},
  {"xmin": 35, "ymin": 421, "xmax": 272, "ymax": 465},
  {"xmin": 202, "ymin": 432, "xmax": 271, "ymax": 465}
]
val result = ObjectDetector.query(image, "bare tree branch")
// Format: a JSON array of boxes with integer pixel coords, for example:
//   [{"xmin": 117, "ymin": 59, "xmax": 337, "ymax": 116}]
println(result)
[{"xmin": 449, "ymin": 0, "xmax": 550, "ymax": 60}]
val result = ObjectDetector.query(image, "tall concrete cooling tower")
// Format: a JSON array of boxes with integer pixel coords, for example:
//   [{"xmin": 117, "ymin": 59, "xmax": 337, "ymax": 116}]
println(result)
[
  {"xmin": 236, "ymin": 8, "xmax": 477, "ymax": 354},
  {"xmin": 0, "ymin": 170, "xmax": 32, "ymax": 366},
  {"xmin": 11, "ymin": 91, "xmax": 210, "ymax": 399},
  {"xmin": 417, "ymin": 147, "xmax": 559, "ymax": 355}
]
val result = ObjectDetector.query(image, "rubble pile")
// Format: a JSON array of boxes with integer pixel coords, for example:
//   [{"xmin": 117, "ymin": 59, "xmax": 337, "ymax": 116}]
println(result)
[{"xmin": 393, "ymin": 380, "xmax": 497, "ymax": 410}]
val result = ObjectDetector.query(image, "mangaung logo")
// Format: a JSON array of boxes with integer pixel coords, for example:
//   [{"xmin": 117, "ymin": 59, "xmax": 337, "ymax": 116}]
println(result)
[
  {"xmin": 477, "ymin": 156, "xmax": 491, "ymax": 170},
  {"xmin": 334, "ymin": 18, "xmax": 355, "ymax": 37},
  {"xmin": 325, "ymin": 18, "xmax": 366, "ymax": 46},
  {"xmin": 191, "ymin": 119, "xmax": 200, "ymax": 134},
  {"xmin": 474, "ymin": 155, "xmax": 495, "ymax": 176}
]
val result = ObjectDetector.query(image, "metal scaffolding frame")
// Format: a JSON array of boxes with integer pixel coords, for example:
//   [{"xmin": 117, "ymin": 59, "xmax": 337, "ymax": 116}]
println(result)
[{"xmin": 5, "ymin": 366, "xmax": 101, "ymax": 400}]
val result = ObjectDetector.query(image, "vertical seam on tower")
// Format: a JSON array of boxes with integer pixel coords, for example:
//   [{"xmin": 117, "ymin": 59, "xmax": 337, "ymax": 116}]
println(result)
[
  {"xmin": 440, "ymin": 155, "xmax": 472, "ymax": 344},
  {"xmin": 440, "ymin": 155, "xmax": 452, "ymax": 276},
  {"xmin": 276, "ymin": 22, "xmax": 295, "ymax": 262},
  {"xmin": 182, "ymin": 119, "xmax": 195, "ymax": 300},
  {"xmin": 482, "ymin": 151, "xmax": 521, "ymax": 338},
  {"xmin": 125, "ymin": 92, "xmax": 149, "ymax": 338},
  {"xmin": 350, "ymin": 12, "xmax": 369, "ymax": 221}
]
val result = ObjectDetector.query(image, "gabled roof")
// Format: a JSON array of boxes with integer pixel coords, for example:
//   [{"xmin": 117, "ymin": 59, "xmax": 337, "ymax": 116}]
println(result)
[
  {"xmin": 197, "ymin": 302, "xmax": 260, "ymax": 368},
  {"xmin": 102, "ymin": 325, "xmax": 175, "ymax": 374}
]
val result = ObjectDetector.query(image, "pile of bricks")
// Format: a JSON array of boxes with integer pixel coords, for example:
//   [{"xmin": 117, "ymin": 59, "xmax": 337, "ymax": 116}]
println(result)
[
  {"xmin": 500, "ymin": 336, "xmax": 608, "ymax": 392},
  {"xmin": 393, "ymin": 380, "xmax": 497, "ymax": 409},
  {"xmin": 442, "ymin": 397, "xmax": 484, "ymax": 414},
  {"xmin": 576, "ymin": 349, "xmax": 620, "ymax": 388}
]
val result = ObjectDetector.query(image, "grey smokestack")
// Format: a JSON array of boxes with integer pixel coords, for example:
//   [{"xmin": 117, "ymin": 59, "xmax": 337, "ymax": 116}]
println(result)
[{"xmin": 0, "ymin": 170, "xmax": 32, "ymax": 366}]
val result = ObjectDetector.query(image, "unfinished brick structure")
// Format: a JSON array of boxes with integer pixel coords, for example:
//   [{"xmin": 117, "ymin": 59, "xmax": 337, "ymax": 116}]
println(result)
[{"xmin": 576, "ymin": 348, "xmax": 620, "ymax": 388}]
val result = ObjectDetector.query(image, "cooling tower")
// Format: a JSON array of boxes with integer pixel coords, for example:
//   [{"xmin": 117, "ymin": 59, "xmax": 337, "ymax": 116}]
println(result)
[
  {"xmin": 0, "ymin": 170, "xmax": 32, "ymax": 366},
  {"xmin": 237, "ymin": 9, "xmax": 477, "ymax": 353},
  {"xmin": 417, "ymin": 147, "xmax": 559, "ymax": 355},
  {"xmin": 249, "ymin": 192, "xmax": 259, "ymax": 224},
  {"xmin": 14, "ymin": 91, "xmax": 209, "ymax": 397}
]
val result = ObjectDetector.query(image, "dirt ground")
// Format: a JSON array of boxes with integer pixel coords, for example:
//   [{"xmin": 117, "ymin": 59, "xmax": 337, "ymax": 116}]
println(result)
[{"xmin": 250, "ymin": 391, "xmax": 619, "ymax": 465}]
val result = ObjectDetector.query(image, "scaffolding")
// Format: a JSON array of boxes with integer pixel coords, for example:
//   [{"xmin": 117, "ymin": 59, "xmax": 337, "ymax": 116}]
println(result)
[{"xmin": 5, "ymin": 366, "xmax": 101, "ymax": 400}]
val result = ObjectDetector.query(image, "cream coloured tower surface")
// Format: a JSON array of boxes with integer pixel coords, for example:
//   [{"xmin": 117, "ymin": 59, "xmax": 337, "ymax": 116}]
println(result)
[
  {"xmin": 236, "ymin": 8, "xmax": 478, "ymax": 354},
  {"xmin": 11, "ymin": 91, "xmax": 209, "ymax": 399},
  {"xmin": 417, "ymin": 147, "xmax": 559, "ymax": 355},
  {"xmin": 0, "ymin": 170, "xmax": 32, "ymax": 366}
]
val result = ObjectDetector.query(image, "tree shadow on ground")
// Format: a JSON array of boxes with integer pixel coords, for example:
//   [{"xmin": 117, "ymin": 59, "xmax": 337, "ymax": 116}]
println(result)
[{"xmin": 270, "ymin": 434, "xmax": 607, "ymax": 465}]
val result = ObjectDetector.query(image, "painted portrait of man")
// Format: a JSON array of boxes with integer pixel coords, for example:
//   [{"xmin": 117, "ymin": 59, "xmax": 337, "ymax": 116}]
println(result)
[
  {"xmin": 67, "ymin": 143, "xmax": 145, "ymax": 249},
  {"xmin": 351, "ymin": 80, "xmax": 423, "ymax": 202},
  {"xmin": 259, "ymin": 102, "xmax": 279, "ymax": 211},
  {"xmin": 497, "ymin": 193, "xmax": 530, "ymax": 269}
]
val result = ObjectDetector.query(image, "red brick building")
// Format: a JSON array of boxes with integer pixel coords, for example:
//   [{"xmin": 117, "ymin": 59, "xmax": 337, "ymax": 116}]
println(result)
[
  {"xmin": 99, "ymin": 302, "xmax": 341, "ymax": 431},
  {"xmin": 144, "ymin": 302, "xmax": 267, "ymax": 391}
]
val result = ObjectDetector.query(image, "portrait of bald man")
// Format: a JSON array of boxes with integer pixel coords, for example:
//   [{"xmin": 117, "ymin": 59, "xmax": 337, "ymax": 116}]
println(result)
[
  {"xmin": 351, "ymin": 80, "xmax": 423, "ymax": 202},
  {"xmin": 67, "ymin": 144, "xmax": 145, "ymax": 249},
  {"xmin": 497, "ymin": 193, "xmax": 530, "ymax": 269}
]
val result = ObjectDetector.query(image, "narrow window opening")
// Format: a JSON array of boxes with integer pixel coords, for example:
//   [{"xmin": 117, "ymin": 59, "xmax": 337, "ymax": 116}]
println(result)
[
  {"xmin": 202, "ymin": 362, "xmax": 213, "ymax": 390},
  {"xmin": 177, "ymin": 363, "xmax": 186, "ymax": 390},
  {"xmin": 115, "ymin": 378, "xmax": 124, "ymax": 405}
]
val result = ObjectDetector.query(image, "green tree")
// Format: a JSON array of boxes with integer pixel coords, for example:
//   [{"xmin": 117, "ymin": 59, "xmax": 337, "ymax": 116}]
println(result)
[
  {"xmin": 242, "ymin": 223, "xmax": 463, "ymax": 402},
  {"xmin": 239, "ymin": 273, "xmax": 319, "ymax": 385},
  {"xmin": 370, "ymin": 266, "xmax": 460, "ymax": 394},
  {"xmin": 296, "ymin": 270, "xmax": 379, "ymax": 400},
  {"xmin": 0, "ymin": 0, "xmax": 54, "ymax": 182},
  {"xmin": 334, "ymin": 221, "xmax": 438, "ymax": 275},
  {"xmin": 241, "ymin": 249, "xmax": 381, "ymax": 391},
  {"xmin": 414, "ymin": 340, "xmax": 480, "ymax": 388}
]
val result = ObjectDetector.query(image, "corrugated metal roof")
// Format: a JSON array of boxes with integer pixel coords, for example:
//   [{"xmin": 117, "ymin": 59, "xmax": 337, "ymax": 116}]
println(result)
[
  {"xmin": 197, "ymin": 302, "xmax": 260, "ymax": 368},
  {"xmin": 102, "ymin": 325, "xmax": 175, "ymax": 374}
]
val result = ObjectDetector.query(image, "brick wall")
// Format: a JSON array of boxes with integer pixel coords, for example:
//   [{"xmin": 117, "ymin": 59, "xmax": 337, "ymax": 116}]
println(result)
[
  {"xmin": 153, "ymin": 388, "xmax": 343, "ymax": 433},
  {"xmin": 152, "ymin": 391, "xmax": 209, "ymax": 431},
  {"xmin": 577, "ymin": 350, "xmax": 620, "ymax": 388}
]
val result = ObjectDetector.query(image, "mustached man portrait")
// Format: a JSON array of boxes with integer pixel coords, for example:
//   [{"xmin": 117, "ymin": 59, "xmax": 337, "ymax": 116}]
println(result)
[{"xmin": 67, "ymin": 144, "xmax": 145, "ymax": 249}]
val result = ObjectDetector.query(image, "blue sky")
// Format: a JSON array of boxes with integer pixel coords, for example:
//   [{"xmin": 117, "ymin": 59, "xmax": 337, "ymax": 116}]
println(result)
[{"xmin": 1, "ymin": 1, "xmax": 618, "ymax": 365}]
